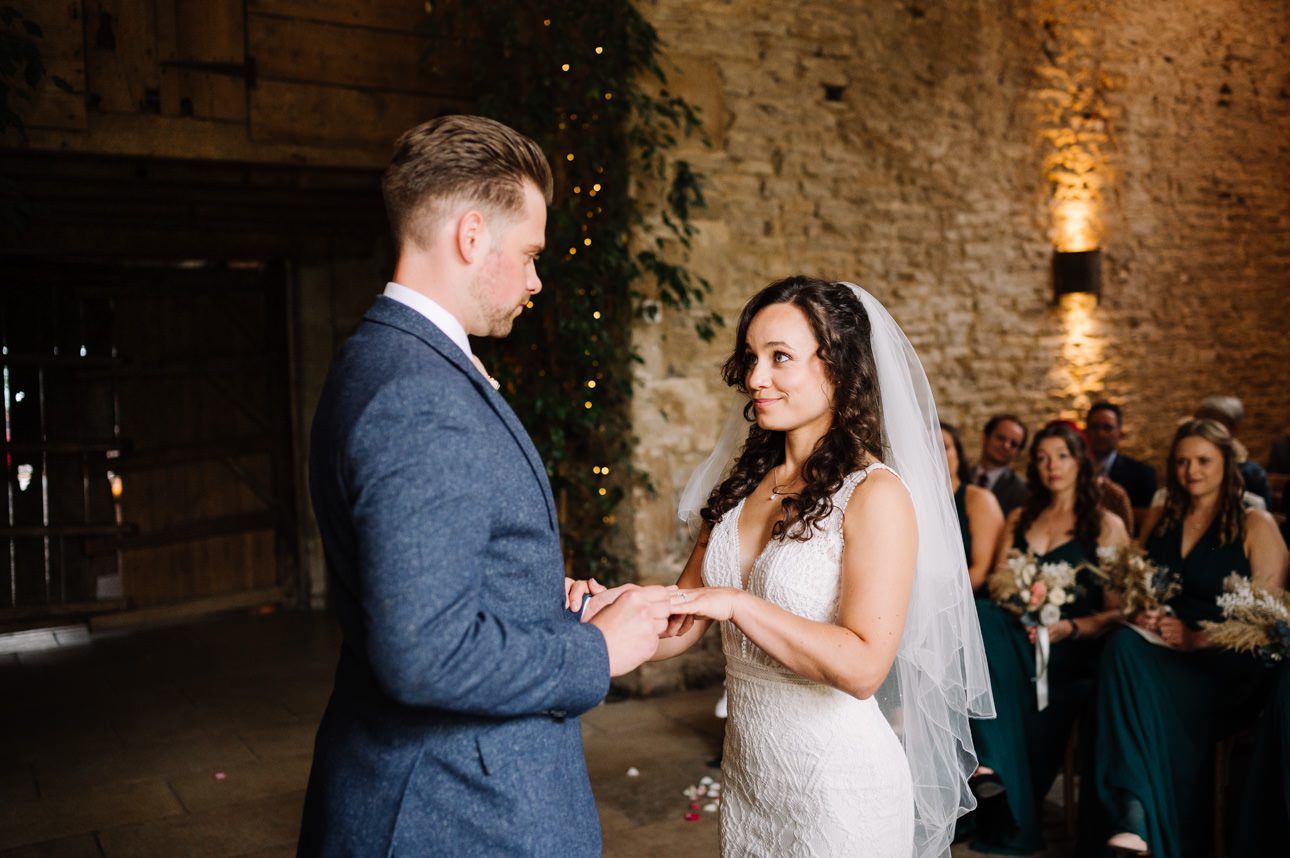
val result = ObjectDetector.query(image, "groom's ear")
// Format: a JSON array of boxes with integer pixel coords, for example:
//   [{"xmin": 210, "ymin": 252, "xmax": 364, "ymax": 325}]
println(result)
[{"xmin": 454, "ymin": 209, "xmax": 488, "ymax": 264}]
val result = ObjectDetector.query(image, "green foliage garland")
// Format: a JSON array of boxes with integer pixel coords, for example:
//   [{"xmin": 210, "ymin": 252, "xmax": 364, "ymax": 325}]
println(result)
[{"xmin": 424, "ymin": 1, "xmax": 718, "ymax": 581}]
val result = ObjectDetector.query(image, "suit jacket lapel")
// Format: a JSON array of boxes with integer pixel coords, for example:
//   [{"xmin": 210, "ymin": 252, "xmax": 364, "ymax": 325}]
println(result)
[{"xmin": 364, "ymin": 297, "xmax": 558, "ymax": 530}]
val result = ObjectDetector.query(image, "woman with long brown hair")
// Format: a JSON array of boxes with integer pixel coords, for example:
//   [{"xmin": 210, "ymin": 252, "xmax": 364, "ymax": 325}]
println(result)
[
  {"xmin": 965, "ymin": 421, "xmax": 1128, "ymax": 854},
  {"xmin": 1081, "ymin": 419, "xmax": 1288, "ymax": 857},
  {"xmin": 654, "ymin": 276, "xmax": 992, "ymax": 857}
]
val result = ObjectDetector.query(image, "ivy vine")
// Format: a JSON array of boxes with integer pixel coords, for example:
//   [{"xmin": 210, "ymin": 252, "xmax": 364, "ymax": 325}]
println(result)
[{"xmin": 424, "ymin": 1, "xmax": 719, "ymax": 581}]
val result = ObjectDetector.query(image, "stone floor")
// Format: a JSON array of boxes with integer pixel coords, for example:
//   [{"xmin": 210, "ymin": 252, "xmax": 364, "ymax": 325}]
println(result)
[{"xmin": 0, "ymin": 611, "xmax": 1075, "ymax": 856}]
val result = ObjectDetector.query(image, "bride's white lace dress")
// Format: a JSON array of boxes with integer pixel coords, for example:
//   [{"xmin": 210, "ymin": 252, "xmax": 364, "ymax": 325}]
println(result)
[{"xmin": 704, "ymin": 463, "xmax": 914, "ymax": 857}]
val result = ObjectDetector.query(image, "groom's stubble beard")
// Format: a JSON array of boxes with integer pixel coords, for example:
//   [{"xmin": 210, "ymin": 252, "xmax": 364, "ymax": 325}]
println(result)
[{"xmin": 468, "ymin": 248, "xmax": 520, "ymax": 338}]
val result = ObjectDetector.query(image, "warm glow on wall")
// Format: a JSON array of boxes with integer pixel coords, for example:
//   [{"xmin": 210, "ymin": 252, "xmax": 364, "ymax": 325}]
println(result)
[
  {"xmin": 1052, "ymin": 291, "xmax": 1108, "ymax": 413},
  {"xmin": 1052, "ymin": 198, "xmax": 1100, "ymax": 254}
]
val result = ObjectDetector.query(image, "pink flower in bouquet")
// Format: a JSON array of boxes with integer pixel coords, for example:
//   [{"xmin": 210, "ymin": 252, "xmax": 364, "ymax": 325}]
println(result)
[{"xmin": 1029, "ymin": 581, "xmax": 1048, "ymax": 606}]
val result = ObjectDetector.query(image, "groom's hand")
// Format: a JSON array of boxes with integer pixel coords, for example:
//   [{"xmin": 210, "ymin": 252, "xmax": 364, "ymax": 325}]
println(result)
[
  {"xmin": 564, "ymin": 576, "xmax": 607, "ymax": 612},
  {"xmin": 589, "ymin": 585, "xmax": 673, "ymax": 676}
]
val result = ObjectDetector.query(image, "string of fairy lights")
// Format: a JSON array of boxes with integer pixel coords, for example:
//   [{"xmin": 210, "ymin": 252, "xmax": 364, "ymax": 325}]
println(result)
[{"xmin": 543, "ymin": 25, "xmax": 619, "ymax": 506}]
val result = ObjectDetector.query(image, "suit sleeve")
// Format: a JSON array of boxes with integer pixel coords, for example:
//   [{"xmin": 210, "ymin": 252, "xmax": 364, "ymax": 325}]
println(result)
[{"xmin": 345, "ymin": 378, "xmax": 609, "ymax": 717}]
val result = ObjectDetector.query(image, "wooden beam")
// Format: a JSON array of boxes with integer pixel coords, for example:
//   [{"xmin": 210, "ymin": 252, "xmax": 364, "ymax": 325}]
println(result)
[
  {"xmin": 250, "ymin": 14, "xmax": 470, "ymax": 97},
  {"xmin": 248, "ymin": 0, "xmax": 429, "ymax": 33},
  {"xmin": 0, "ymin": 599, "xmax": 127, "ymax": 624},
  {"xmin": 249, "ymin": 78, "xmax": 470, "ymax": 148},
  {"xmin": 88, "ymin": 586, "xmax": 284, "ymax": 633},
  {"xmin": 115, "ymin": 510, "xmax": 276, "ymax": 551},
  {"xmin": 111, "ymin": 435, "xmax": 271, "ymax": 472},
  {"xmin": 0, "ymin": 523, "xmax": 133, "ymax": 538},
  {"xmin": 7, "ymin": 0, "xmax": 88, "ymax": 132}
]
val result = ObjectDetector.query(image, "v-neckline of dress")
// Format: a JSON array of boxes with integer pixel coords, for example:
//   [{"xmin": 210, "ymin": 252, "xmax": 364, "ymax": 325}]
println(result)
[{"xmin": 733, "ymin": 494, "xmax": 776, "ymax": 591}]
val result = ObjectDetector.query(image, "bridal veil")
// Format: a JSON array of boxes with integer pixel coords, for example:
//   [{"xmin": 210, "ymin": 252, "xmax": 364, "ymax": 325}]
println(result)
[{"xmin": 678, "ymin": 282, "xmax": 995, "ymax": 858}]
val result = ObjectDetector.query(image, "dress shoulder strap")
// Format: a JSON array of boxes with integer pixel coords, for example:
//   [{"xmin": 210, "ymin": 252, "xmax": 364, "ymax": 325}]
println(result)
[{"xmin": 835, "ymin": 462, "xmax": 901, "ymax": 513}]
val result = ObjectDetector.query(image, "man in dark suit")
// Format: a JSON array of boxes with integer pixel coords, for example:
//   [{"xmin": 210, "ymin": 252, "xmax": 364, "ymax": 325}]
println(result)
[
  {"xmin": 1085, "ymin": 402, "xmax": 1157, "ymax": 510},
  {"xmin": 972, "ymin": 414, "xmax": 1030, "ymax": 517},
  {"xmin": 299, "ymin": 116, "xmax": 673, "ymax": 857}
]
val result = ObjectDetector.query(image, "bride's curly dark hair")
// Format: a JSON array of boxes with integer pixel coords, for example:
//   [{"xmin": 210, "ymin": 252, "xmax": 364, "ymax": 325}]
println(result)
[{"xmin": 699, "ymin": 276, "xmax": 885, "ymax": 540}]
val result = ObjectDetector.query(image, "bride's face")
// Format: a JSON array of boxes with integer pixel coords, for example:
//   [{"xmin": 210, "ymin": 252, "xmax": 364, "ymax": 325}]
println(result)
[{"xmin": 743, "ymin": 302, "xmax": 835, "ymax": 435}]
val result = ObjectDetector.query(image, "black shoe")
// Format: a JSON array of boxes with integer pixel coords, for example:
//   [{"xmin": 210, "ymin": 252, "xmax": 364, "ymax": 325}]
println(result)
[{"xmin": 969, "ymin": 771, "xmax": 1006, "ymax": 801}]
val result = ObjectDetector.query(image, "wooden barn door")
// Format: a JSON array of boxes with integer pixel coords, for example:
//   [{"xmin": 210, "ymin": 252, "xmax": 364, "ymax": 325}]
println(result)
[{"xmin": 0, "ymin": 258, "xmax": 296, "ymax": 627}]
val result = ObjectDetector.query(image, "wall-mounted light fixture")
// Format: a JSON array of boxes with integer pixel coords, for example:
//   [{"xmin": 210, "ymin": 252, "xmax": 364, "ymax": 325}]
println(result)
[
  {"xmin": 1052, "ymin": 247, "xmax": 1101, "ymax": 302},
  {"xmin": 1051, "ymin": 198, "xmax": 1101, "ymax": 303}
]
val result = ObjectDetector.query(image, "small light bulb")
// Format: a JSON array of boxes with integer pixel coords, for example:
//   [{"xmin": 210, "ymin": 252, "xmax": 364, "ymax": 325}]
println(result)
[
  {"xmin": 595, "ymin": 46, "xmax": 604, "ymax": 55},
  {"xmin": 584, "ymin": 401, "xmax": 593, "ymax": 409},
  {"xmin": 584, "ymin": 238, "xmax": 592, "ymax": 247},
  {"xmin": 592, "ymin": 310, "xmax": 601, "ymax": 318},
  {"xmin": 598, "ymin": 487, "xmax": 607, "ymax": 496},
  {"xmin": 561, "ymin": 63, "xmax": 570, "ymax": 72}
]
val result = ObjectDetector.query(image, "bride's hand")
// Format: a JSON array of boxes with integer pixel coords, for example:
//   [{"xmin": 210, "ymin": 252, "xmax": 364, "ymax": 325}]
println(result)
[
  {"xmin": 670, "ymin": 587, "xmax": 742, "ymax": 623},
  {"xmin": 565, "ymin": 576, "xmax": 607, "ymax": 612},
  {"xmin": 581, "ymin": 583, "xmax": 676, "ymax": 622}
]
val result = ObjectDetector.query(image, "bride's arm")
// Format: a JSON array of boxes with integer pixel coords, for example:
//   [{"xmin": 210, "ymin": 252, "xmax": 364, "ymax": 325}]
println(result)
[
  {"xmin": 670, "ymin": 470, "xmax": 917, "ymax": 698},
  {"xmin": 650, "ymin": 527, "xmax": 715, "ymax": 661}
]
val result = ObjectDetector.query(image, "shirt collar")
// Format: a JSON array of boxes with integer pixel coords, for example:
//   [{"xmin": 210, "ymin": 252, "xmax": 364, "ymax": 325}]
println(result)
[
  {"xmin": 1098, "ymin": 450, "xmax": 1118, "ymax": 473},
  {"xmin": 383, "ymin": 282, "xmax": 472, "ymax": 359}
]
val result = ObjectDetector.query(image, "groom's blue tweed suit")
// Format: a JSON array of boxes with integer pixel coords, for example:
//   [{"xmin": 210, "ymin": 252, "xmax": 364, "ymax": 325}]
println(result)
[{"xmin": 299, "ymin": 296, "xmax": 610, "ymax": 856}]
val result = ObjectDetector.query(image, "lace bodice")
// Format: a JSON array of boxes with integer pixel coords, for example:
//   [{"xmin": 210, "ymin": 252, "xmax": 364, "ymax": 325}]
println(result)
[
  {"xmin": 702, "ymin": 462, "xmax": 914, "ymax": 857},
  {"xmin": 703, "ymin": 464, "xmax": 888, "ymax": 672}
]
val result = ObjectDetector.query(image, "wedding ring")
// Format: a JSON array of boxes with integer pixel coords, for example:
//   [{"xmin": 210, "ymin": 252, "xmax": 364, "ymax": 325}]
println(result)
[{"xmin": 679, "ymin": 591, "xmax": 688, "ymax": 602}]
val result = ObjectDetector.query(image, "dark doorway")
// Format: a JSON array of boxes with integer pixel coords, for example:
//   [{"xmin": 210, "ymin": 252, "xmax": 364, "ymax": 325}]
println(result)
[{"xmin": 1, "ymin": 257, "xmax": 296, "ymax": 627}]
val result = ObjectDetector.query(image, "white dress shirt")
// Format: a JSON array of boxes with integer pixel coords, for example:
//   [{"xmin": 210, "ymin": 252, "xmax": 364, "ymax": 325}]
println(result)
[{"xmin": 383, "ymin": 281, "xmax": 472, "ymax": 360}]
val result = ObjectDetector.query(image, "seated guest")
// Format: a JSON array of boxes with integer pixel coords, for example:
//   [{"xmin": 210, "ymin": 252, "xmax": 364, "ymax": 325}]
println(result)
[
  {"xmin": 942, "ymin": 421, "xmax": 1006, "ymax": 592},
  {"xmin": 967, "ymin": 422, "xmax": 1129, "ymax": 854},
  {"xmin": 1232, "ymin": 660, "xmax": 1290, "ymax": 856},
  {"xmin": 1266, "ymin": 431, "xmax": 1290, "ymax": 475},
  {"xmin": 1081, "ymin": 418, "xmax": 1288, "ymax": 858},
  {"xmin": 1085, "ymin": 402, "xmax": 1157, "ymax": 510},
  {"xmin": 1195, "ymin": 395, "xmax": 1272, "ymax": 507},
  {"xmin": 973, "ymin": 413, "xmax": 1030, "ymax": 517},
  {"xmin": 1054, "ymin": 417, "xmax": 1135, "ymax": 533},
  {"xmin": 1098, "ymin": 476, "xmax": 1134, "ymax": 537}
]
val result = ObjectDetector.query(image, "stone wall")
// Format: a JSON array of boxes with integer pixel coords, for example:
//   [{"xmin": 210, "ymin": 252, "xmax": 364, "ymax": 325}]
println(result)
[{"xmin": 629, "ymin": 0, "xmax": 1290, "ymax": 599}]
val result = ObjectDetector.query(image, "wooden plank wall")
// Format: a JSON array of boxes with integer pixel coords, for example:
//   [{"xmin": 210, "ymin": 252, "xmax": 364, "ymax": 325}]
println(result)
[{"xmin": 7, "ymin": 0, "xmax": 472, "ymax": 167}]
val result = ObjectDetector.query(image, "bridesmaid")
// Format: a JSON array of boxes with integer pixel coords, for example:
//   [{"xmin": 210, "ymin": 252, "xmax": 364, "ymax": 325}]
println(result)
[
  {"xmin": 1082, "ymin": 418, "xmax": 1288, "ymax": 857},
  {"xmin": 1231, "ymin": 660, "xmax": 1290, "ymax": 855},
  {"xmin": 968, "ymin": 421, "xmax": 1129, "ymax": 854},
  {"xmin": 942, "ymin": 421, "xmax": 1005, "ymax": 592}
]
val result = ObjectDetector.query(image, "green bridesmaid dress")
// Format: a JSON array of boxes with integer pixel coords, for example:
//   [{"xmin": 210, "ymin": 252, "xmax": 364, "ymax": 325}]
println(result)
[
  {"xmin": 955, "ymin": 483, "xmax": 973, "ymax": 568},
  {"xmin": 1080, "ymin": 520, "xmax": 1268, "ymax": 858},
  {"xmin": 1230, "ymin": 660, "xmax": 1289, "ymax": 855},
  {"xmin": 967, "ymin": 531, "xmax": 1105, "ymax": 854}
]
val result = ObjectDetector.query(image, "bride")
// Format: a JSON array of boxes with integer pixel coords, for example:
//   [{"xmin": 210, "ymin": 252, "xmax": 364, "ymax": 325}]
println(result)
[{"xmin": 654, "ymin": 276, "xmax": 993, "ymax": 857}]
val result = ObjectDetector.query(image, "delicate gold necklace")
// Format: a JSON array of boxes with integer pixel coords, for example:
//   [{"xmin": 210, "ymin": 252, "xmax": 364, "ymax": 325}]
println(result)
[{"xmin": 768, "ymin": 464, "xmax": 799, "ymax": 500}]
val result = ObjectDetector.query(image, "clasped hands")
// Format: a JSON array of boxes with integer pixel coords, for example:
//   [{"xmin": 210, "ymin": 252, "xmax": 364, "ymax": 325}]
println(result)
[
  {"xmin": 564, "ymin": 577, "xmax": 741, "ymax": 637},
  {"xmin": 1127, "ymin": 609, "xmax": 1203, "ymax": 651}
]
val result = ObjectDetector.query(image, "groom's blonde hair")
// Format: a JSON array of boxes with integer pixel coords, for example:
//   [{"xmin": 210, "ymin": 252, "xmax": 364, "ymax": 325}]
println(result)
[{"xmin": 382, "ymin": 115, "xmax": 554, "ymax": 249}]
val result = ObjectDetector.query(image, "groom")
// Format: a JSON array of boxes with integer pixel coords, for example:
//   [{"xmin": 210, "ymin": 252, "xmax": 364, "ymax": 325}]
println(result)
[{"xmin": 298, "ymin": 115, "xmax": 673, "ymax": 856}]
